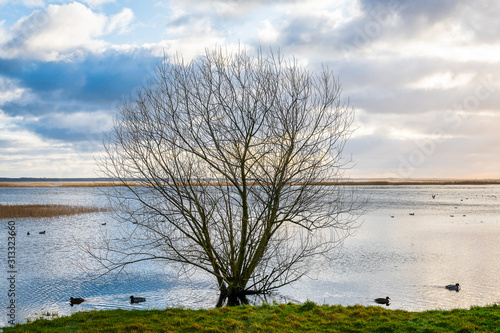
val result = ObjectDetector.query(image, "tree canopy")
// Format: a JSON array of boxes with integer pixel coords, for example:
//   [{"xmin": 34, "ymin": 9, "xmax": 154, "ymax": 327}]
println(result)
[{"xmin": 94, "ymin": 46, "xmax": 362, "ymax": 306}]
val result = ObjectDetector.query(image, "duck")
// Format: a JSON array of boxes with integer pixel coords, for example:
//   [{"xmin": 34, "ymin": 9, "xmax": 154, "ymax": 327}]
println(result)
[
  {"xmin": 70, "ymin": 297, "xmax": 85, "ymax": 306},
  {"xmin": 101, "ymin": 223, "xmax": 106, "ymax": 225},
  {"xmin": 409, "ymin": 213, "xmax": 415, "ymax": 216},
  {"xmin": 445, "ymin": 283, "xmax": 460, "ymax": 291},
  {"xmin": 374, "ymin": 296, "xmax": 390, "ymax": 305},
  {"xmin": 27, "ymin": 232, "xmax": 30, "ymax": 235},
  {"xmin": 130, "ymin": 295, "xmax": 146, "ymax": 303},
  {"xmin": 39, "ymin": 231, "xmax": 46, "ymax": 234}
]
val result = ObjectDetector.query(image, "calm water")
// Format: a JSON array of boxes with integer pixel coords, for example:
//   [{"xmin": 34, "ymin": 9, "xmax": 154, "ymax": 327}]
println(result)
[{"xmin": 1, "ymin": 184, "xmax": 500, "ymax": 326}]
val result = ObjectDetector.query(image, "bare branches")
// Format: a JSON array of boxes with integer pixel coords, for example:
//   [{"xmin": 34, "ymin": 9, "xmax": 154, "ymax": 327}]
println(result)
[{"xmin": 94, "ymin": 46, "xmax": 362, "ymax": 306}]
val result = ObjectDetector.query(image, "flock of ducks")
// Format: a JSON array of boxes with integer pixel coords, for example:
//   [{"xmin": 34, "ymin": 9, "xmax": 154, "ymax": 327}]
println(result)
[
  {"xmin": 375, "ymin": 283, "xmax": 460, "ymax": 306},
  {"xmin": 391, "ymin": 194, "xmax": 471, "ymax": 219},
  {"xmin": 26, "ymin": 231, "xmax": 45, "ymax": 235},
  {"xmin": 69, "ymin": 295, "xmax": 146, "ymax": 307}
]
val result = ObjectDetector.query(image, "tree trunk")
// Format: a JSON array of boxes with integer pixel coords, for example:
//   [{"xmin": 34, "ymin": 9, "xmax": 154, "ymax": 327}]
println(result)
[{"xmin": 216, "ymin": 284, "xmax": 251, "ymax": 307}]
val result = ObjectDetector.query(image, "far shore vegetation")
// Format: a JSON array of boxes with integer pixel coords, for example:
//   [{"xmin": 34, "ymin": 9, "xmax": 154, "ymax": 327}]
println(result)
[
  {"xmin": 0, "ymin": 179, "xmax": 500, "ymax": 188},
  {"xmin": 0, "ymin": 204, "xmax": 108, "ymax": 219},
  {"xmin": 4, "ymin": 302, "xmax": 500, "ymax": 332}
]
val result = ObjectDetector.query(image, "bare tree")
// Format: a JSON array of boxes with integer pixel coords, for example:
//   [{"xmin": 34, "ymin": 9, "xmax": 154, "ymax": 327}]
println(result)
[{"xmin": 95, "ymin": 46, "xmax": 362, "ymax": 306}]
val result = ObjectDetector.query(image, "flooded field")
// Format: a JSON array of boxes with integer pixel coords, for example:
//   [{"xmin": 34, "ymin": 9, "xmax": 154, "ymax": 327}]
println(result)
[{"xmin": 1, "ymin": 184, "xmax": 500, "ymax": 325}]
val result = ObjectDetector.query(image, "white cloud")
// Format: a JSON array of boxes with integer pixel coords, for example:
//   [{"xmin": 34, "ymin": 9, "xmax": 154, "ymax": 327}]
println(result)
[
  {"xmin": 0, "ymin": 109, "xmax": 104, "ymax": 177},
  {"xmin": 170, "ymin": 0, "xmax": 268, "ymax": 19},
  {"xmin": 257, "ymin": 20, "xmax": 279, "ymax": 44},
  {"xmin": 146, "ymin": 3, "xmax": 228, "ymax": 61},
  {"xmin": 0, "ymin": 20, "xmax": 10, "ymax": 46},
  {"xmin": 144, "ymin": 37, "xmax": 224, "ymax": 62},
  {"xmin": 106, "ymin": 8, "xmax": 134, "ymax": 34},
  {"xmin": 80, "ymin": 0, "xmax": 116, "ymax": 8},
  {"xmin": 0, "ymin": 77, "xmax": 32, "ymax": 105},
  {"xmin": 40, "ymin": 111, "xmax": 114, "ymax": 131},
  {"xmin": 0, "ymin": 0, "xmax": 45, "ymax": 7},
  {"xmin": 0, "ymin": 110, "xmax": 45, "ymax": 150},
  {"xmin": 408, "ymin": 72, "xmax": 475, "ymax": 90},
  {"xmin": 0, "ymin": 2, "xmax": 135, "ymax": 61},
  {"xmin": 24, "ymin": 3, "xmax": 108, "ymax": 58}
]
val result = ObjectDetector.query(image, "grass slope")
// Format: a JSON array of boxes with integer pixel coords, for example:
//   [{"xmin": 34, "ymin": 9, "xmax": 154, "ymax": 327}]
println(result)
[{"xmin": 4, "ymin": 302, "xmax": 500, "ymax": 332}]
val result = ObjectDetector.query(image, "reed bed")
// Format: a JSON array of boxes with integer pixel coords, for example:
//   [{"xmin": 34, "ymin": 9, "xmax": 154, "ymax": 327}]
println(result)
[
  {"xmin": 0, "ymin": 182, "xmax": 128, "ymax": 187},
  {"xmin": 0, "ymin": 204, "xmax": 109, "ymax": 219},
  {"xmin": 1, "ymin": 179, "xmax": 499, "ymax": 188}
]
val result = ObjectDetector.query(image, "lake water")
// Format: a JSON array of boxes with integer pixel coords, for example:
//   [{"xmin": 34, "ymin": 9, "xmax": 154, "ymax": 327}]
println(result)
[{"xmin": 1, "ymin": 184, "xmax": 500, "ymax": 326}]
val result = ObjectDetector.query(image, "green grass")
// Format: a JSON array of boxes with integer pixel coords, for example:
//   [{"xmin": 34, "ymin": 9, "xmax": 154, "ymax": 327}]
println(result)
[{"xmin": 4, "ymin": 303, "xmax": 500, "ymax": 332}]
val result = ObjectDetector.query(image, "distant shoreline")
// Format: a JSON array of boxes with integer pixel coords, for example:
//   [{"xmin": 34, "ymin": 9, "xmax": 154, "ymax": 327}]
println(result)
[{"xmin": 1, "ymin": 179, "xmax": 499, "ymax": 187}]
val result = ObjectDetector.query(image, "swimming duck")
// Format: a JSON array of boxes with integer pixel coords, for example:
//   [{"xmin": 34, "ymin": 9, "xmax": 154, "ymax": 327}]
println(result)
[
  {"xmin": 130, "ymin": 295, "xmax": 146, "ymax": 303},
  {"xmin": 374, "ymin": 296, "xmax": 390, "ymax": 305},
  {"xmin": 445, "ymin": 283, "xmax": 460, "ymax": 291},
  {"xmin": 70, "ymin": 297, "xmax": 85, "ymax": 306},
  {"xmin": 39, "ymin": 231, "xmax": 46, "ymax": 234}
]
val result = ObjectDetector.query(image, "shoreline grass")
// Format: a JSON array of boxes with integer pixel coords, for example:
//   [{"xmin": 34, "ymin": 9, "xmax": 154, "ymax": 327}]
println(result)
[
  {"xmin": 3, "ymin": 303, "xmax": 500, "ymax": 332},
  {"xmin": 0, "ymin": 204, "xmax": 109, "ymax": 219}
]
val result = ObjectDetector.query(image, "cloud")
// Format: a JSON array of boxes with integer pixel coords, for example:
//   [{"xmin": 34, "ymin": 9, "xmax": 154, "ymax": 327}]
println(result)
[
  {"xmin": 0, "ymin": 0, "xmax": 116, "ymax": 8},
  {"xmin": 1, "ymin": 0, "xmax": 500, "ymax": 178},
  {"xmin": 0, "ymin": 2, "xmax": 135, "ymax": 61},
  {"xmin": 25, "ymin": 110, "xmax": 113, "ymax": 139},
  {"xmin": 0, "ymin": 77, "xmax": 33, "ymax": 105},
  {"xmin": 169, "ymin": 0, "xmax": 283, "ymax": 20},
  {"xmin": 106, "ymin": 8, "xmax": 134, "ymax": 34},
  {"xmin": 80, "ymin": 0, "xmax": 116, "ymax": 7},
  {"xmin": 0, "ymin": 108, "xmax": 105, "ymax": 177},
  {"xmin": 0, "ymin": 0, "xmax": 45, "ymax": 7},
  {"xmin": 257, "ymin": 20, "xmax": 280, "ymax": 44},
  {"xmin": 0, "ymin": 49, "xmax": 160, "ymax": 115}
]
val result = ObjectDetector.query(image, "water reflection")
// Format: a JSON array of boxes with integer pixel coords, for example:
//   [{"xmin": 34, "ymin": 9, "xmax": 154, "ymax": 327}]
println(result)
[
  {"xmin": 280, "ymin": 185, "xmax": 500, "ymax": 311},
  {"xmin": 1, "ymin": 185, "xmax": 500, "ymax": 326}
]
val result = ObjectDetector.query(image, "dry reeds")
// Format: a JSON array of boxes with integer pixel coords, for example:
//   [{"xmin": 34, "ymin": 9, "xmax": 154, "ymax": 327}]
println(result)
[
  {"xmin": 0, "ymin": 182, "xmax": 129, "ymax": 187},
  {"xmin": 1, "ymin": 179, "xmax": 499, "ymax": 188},
  {"xmin": 0, "ymin": 204, "xmax": 109, "ymax": 219}
]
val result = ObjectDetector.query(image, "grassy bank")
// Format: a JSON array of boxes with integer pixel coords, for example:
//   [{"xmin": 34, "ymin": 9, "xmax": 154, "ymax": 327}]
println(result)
[
  {"xmin": 4, "ymin": 303, "xmax": 500, "ymax": 332},
  {"xmin": 0, "ymin": 204, "xmax": 108, "ymax": 219}
]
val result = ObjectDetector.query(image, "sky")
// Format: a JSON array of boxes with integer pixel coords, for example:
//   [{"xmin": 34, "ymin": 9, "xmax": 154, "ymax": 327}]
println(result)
[{"xmin": 0, "ymin": 0, "xmax": 499, "ymax": 179}]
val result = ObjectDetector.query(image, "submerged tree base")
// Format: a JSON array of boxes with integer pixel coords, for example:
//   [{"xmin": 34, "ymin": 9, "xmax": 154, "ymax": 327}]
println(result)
[
  {"xmin": 216, "ymin": 288, "xmax": 266, "ymax": 307},
  {"xmin": 216, "ymin": 293, "xmax": 249, "ymax": 307}
]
